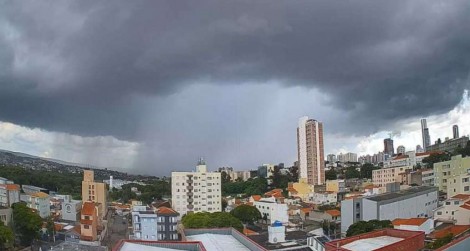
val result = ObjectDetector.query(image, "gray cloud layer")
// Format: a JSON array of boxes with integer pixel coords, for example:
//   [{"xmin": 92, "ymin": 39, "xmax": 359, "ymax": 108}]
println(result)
[{"xmin": 1, "ymin": 0, "xmax": 470, "ymax": 172}]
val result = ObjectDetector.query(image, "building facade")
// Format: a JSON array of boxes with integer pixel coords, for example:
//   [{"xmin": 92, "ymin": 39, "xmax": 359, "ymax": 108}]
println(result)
[
  {"xmin": 0, "ymin": 184, "xmax": 20, "ymax": 207},
  {"xmin": 434, "ymin": 155, "xmax": 470, "ymax": 197},
  {"xmin": 325, "ymin": 180, "xmax": 345, "ymax": 193},
  {"xmin": 341, "ymin": 186, "xmax": 438, "ymax": 234},
  {"xmin": 82, "ymin": 170, "xmax": 107, "ymax": 218},
  {"xmin": 297, "ymin": 116, "xmax": 325, "ymax": 185},
  {"xmin": 155, "ymin": 206, "xmax": 179, "ymax": 240},
  {"xmin": 427, "ymin": 136, "xmax": 469, "ymax": 153},
  {"xmin": 383, "ymin": 138, "xmax": 394, "ymax": 156},
  {"xmin": 21, "ymin": 192, "xmax": 50, "ymax": 218},
  {"xmin": 397, "ymin": 145, "xmax": 406, "ymax": 155},
  {"xmin": 254, "ymin": 198, "xmax": 289, "ymax": 224},
  {"xmin": 421, "ymin": 118, "xmax": 431, "ymax": 151},
  {"xmin": 171, "ymin": 159, "xmax": 222, "ymax": 216},
  {"xmin": 80, "ymin": 201, "xmax": 100, "ymax": 242},
  {"xmin": 62, "ymin": 198, "xmax": 82, "ymax": 222},
  {"xmin": 372, "ymin": 166, "xmax": 413, "ymax": 187},
  {"xmin": 453, "ymin": 125, "xmax": 460, "ymax": 139},
  {"xmin": 434, "ymin": 194, "xmax": 470, "ymax": 225},
  {"xmin": 131, "ymin": 205, "xmax": 158, "ymax": 240}
]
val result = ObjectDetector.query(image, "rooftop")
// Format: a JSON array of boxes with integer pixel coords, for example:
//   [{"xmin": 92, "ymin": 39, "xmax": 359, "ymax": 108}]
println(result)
[
  {"xmin": 451, "ymin": 194, "xmax": 470, "ymax": 200},
  {"xmin": 31, "ymin": 191, "xmax": 49, "ymax": 198},
  {"xmin": 325, "ymin": 209, "xmax": 341, "ymax": 217},
  {"xmin": 392, "ymin": 218, "xmax": 428, "ymax": 226},
  {"xmin": 430, "ymin": 225, "xmax": 470, "ymax": 239},
  {"xmin": 186, "ymin": 233, "xmax": 251, "ymax": 251},
  {"xmin": 340, "ymin": 236, "xmax": 403, "ymax": 251},
  {"xmin": 82, "ymin": 201, "xmax": 97, "ymax": 215},
  {"xmin": 365, "ymin": 186, "xmax": 437, "ymax": 202},
  {"xmin": 156, "ymin": 206, "xmax": 179, "ymax": 216},
  {"xmin": 112, "ymin": 240, "xmax": 204, "ymax": 251}
]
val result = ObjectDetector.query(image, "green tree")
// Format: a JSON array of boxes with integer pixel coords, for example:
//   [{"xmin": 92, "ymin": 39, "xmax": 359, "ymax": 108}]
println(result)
[
  {"xmin": 344, "ymin": 166, "xmax": 361, "ymax": 179},
  {"xmin": 346, "ymin": 220, "xmax": 392, "ymax": 237},
  {"xmin": 0, "ymin": 220, "xmax": 14, "ymax": 250},
  {"xmin": 426, "ymin": 233, "xmax": 453, "ymax": 249},
  {"xmin": 182, "ymin": 212, "xmax": 243, "ymax": 232},
  {"xmin": 454, "ymin": 141, "xmax": 470, "ymax": 157},
  {"xmin": 422, "ymin": 152, "xmax": 451, "ymax": 168},
  {"xmin": 221, "ymin": 171, "xmax": 231, "ymax": 184},
  {"xmin": 325, "ymin": 169, "xmax": 337, "ymax": 180},
  {"xmin": 46, "ymin": 217, "xmax": 55, "ymax": 242},
  {"xmin": 12, "ymin": 202, "xmax": 42, "ymax": 246},
  {"xmin": 289, "ymin": 165, "xmax": 299, "ymax": 182},
  {"xmin": 230, "ymin": 204, "xmax": 261, "ymax": 224},
  {"xmin": 360, "ymin": 163, "xmax": 380, "ymax": 179}
]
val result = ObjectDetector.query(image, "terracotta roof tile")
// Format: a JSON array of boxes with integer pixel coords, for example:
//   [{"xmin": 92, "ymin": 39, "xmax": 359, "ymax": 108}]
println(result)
[
  {"xmin": 157, "ymin": 206, "xmax": 179, "ymax": 215},
  {"xmin": 251, "ymin": 195, "xmax": 261, "ymax": 201},
  {"xmin": 460, "ymin": 204, "xmax": 470, "ymax": 210},
  {"xmin": 392, "ymin": 218, "xmax": 428, "ymax": 226},
  {"xmin": 325, "ymin": 209, "xmax": 341, "ymax": 217},
  {"xmin": 243, "ymin": 228, "xmax": 259, "ymax": 236},
  {"xmin": 431, "ymin": 225, "xmax": 470, "ymax": 239},
  {"xmin": 31, "ymin": 192, "xmax": 49, "ymax": 198},
  {"xmin": 451, "ymin": 194, "xmax": 470, "ymax": 200},
  {"xmin": 82, "ymin": 202, "xmax": 96, "ymax": 216},
  {"xmin": 301, "ymin": 208, "xmax": 311, "ymax": 213}
]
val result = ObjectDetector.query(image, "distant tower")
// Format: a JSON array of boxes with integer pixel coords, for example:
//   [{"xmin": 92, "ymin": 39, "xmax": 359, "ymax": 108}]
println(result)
[
  {"xmin": 397, "ymin": 145, "xmax": 405, "ymax": 155},
  {"xmin": 416, "ymin": 145, "xmax": 424, "ymax": 153},
  {"xmin": 384, "ymin": 138, "xmax": 394, "ymax": 156},
  {"xmin": 421, "ymin": 119, "xmax": 431, "ymax": 151},
  {"xmin": 297, "ymin": 116, "xmax": 325, "ymax": 185},
  {"xmin": 453, "ymin": 125, "xmax": 459, "ymax": 139},
  {"xmin": 109, "ymin": 176, "xmax": 113, "ymax": 189}
]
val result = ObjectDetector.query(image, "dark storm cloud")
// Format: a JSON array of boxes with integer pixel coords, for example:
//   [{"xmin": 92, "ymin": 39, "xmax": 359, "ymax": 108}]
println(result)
[{"xmin": 1, "ymin": 0, "xmax": 470, "ymax": 138}]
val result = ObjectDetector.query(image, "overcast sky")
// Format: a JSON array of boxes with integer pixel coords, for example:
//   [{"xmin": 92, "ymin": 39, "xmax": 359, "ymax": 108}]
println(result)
[{"xmin": 0, "ymin": 0, "xmax": 469, "ymax": 175}]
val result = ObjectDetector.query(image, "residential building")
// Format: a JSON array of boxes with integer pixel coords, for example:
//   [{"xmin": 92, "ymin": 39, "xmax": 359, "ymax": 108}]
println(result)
[
  {"xmin": 427, "ymin": 136, "xmax": 469, "ymax": 153},
  {"xmin": 337, "ymin": 153, "xmax": 358, "ymax": 163},
  {"xmin": 0, "ymin": 183, "xmax": 20, "ymax": 207},
  {"xmin": 326, "ymin": 179, "xmax": 345, "ymax": 193},
  {"xmin": 434, "ymin": 155, "xmax": 470, "ymax": 197},
  {"xmin": 422, "ymin": 168, "xmax": 435, "ymax": 186},
  {"xmin": 309, "ymin": 209, "xmax": 341, "ymax": 222},
  {"xmin": 372, "ymin": 166, "xmax": 413, "ymax": 187},
  {"xmin": 80, "ymin": 201, "xmax": 100, "ymax": 242},
  {"xmin": 340, "ymin": 186, "xmax": 438, "ymax": 234},
  {"xmin": 61, "ymin": 197, "xmax": 82, "ymax": 222},
  {"xmin": 434, "ymin": 194, "xmax": 470, "ymax": 225},
  {"xmin": 131, "ymin": 205, "xmax": 158, "ymax": 240},
  {"xmin": 82, "ymin": 170, "xmax": 107, "ymax": 218},
  {"xmin": 155, "ymin": 206, "xmax": 179, "ymax": 240},
  {"xmin": 397, "ymin": 145, "xmax": 405, "ymax": 155},
  {"xmin": 21, "ymin": 192, "xmax": 50, "ymax": 218},
  {"xmin": 398, "ymin": 169, "xmax": 423, "ymax": 186},
  {"xmin": 297, "ymin": 116, "xmax": 325, "ymax": 185},
  {"xmin": 233, "ymin": 171, "xmax": 251, "ymax": 181},
  {"xmin": 392, "ymin": 218, "xmax": 434, "ymax": 234},
  {"xmin": 327, "ymin": 154, "xmax": 336, "ymax": 163},
  {"xmin": 22, "ymin": 184, "xmax": 48, "ymax": 195},
  {"xmin": 416, "ymin": 145, "xmax": 424, "ymax": 153},
  {"xmin": 287, "ymin": 181, "xmax": 314, "ymax": 202},
  {"xmin": 0, "ymin": 207, "xmax": 12, "ymax": 226},
  {"xmin": 383, "ymin": 151, "xmax": 430, "ymax": 168},
  {"xmin": 309, "ymin": 192, "xmax": 337, "ymax": 205},
  {"xmin": 325, "ymin": 229, "xmax": 425, "ymax": 251},
  {"xmin": 171, "ymin": 158, "xmax": 222, "ymax": 216},
  {"xmin": 384, "ymin": 138, "xmax": 394, "ymax": 156},
  {"xmin": 453, "ymin": 125, "xmax": 460, "ymax": 139},
  {"xmin": 0, "ymin": 178, "xmax": 13, "ymax": 185},
  {"xmin": 254, "ymin": 197, "xmax": 288, "ymax": 224}
]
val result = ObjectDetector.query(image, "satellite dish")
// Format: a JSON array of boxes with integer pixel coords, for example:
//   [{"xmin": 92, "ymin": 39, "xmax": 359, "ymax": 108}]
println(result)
[{"xmin": 273, "ymin": 237, "xmax": 277, "ymax": 243}]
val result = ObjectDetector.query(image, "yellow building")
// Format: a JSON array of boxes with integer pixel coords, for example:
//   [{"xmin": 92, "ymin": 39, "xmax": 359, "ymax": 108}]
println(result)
[
  {"xmin": 288, "ymin": 180, "xmax": 314, "ymax": 202},
  {"xmin": 82, "ymin": 170, "xmax": 107, "ymax": 218},
  {"xmin": 80, "ymin": 201, "xmax": 100, "ymax": 242},
  {"xmin": 326, "ymin": 179, "xmax": 345, "ymax": 193},
  {"xmin": 434, "ymin": 155, "xmax": 470, "ymax": 197}
]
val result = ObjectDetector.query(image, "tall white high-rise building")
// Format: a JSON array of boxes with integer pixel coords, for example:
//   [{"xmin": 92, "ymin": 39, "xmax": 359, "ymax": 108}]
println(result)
[
  {"xmin": 397, "ymin": 145, "xmax": 406, "ymax": 155},
  {"xmin": 297, "ymin": 116, "xmax": 325, "ymax": 185},
  {"xmin": 421, "ymin": 119, "xmax": 431, "ymax": 151},
  {"xmin": 171, "ymin": 158, "xmax": 222, "ymax": 216},
  {"xmin": 453, "ymin": 125, "xmax": 459, "ymax": 139}
]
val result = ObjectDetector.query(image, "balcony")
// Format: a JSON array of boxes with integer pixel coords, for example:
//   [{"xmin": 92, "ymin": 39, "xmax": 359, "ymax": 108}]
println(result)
[
  {"xmin": 186, "ymin": 185, "xmax": 193, "ymax": 190},
  {"xmin": 187, "ymin": 192, "xmax": 193, "ymax": 196},
  {"xmin": 187, "ymin": 198, "xmax": 193, "ymax": 203},
  {"xmin": 187, "ymin": 205, "xmax": 194, "ymax": 210}
]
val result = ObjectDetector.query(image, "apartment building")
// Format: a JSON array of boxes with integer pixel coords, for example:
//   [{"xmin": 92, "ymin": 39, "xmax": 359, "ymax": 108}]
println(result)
[
  {"xmin": 421, "ymin": 169, "xmax": 435, "ymax": 186},
  {"xmin": 297, "ymin": 116, "xmax": 325, "ymax": 185},
  {"xmin": 0, "ymin": 207, "xmax": 12, "ymax": 226},
  {"xmin": 372, "ymin": 166, "xmax": 413, "ymax": 187},
  {"xmin": 22, "ymin": 184, "xmax": 49, "ymax": 195},
  {"xmin": 427, "ymin": 136, "xmax": 469, "ymax": 153},
  {"xmin": 341, "ymin": 186, "xmax": 438, "ymax": 234},
  {"xmin": 309, "ymin": 192, "xmax": 338, "ymax": 205},
  {"xmin": 131, "ymin": 205, "xmax": 158, "ymax": 240},
  {"xmin": 155, "ymin": 206, "xmax": 179, "ymax": 240},
  {"xmin": 171, "ymin": 159, "xmax": 222, "ymax": 216},
  {"xmin": 21, "ymin": 192, "xmax": 50, "ymax": 218},
  {"xmin": 80, "ymin": 201, "xmax": 100, "ymax": 242},
  {"xmin": 253, "ymin": 197, "xmax": 289, "ymax": 224},
  {"xmin": 62, "ymin": 197, "xmax": 82, "ymax": 222},
  {"xmin": 383, "ymin": 151, "xmax": 430, "ymax": 168},
  {"xmin": 434, "ymin": 194, "xmax": 470, "ymax": 225},
  {"xmin": 434, "ymin": 155, "xmax": 470, "ymax": 197},
  {"xmin": 0, "ymin": 184, "xmax": 20, "ymax": 207},
  {"xmin": 82, "ymin": 170, "xmax": 107, "ymax": 217}
]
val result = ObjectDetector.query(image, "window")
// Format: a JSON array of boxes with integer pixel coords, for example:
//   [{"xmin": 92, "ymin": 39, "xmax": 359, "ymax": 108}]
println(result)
[
  {"xmin": 465, "ymin": 186, "xmax": 470, "ymax": 192},
  {"xmin": 84, "ymin": 225, "xmax": 90, "ymax": 229},
  {"xmin": 454, "ymin": 201, "xmax": 460, "ymax": 205},
  {"xmin": 85, "ymin": 216, "xmax": 90, "ymax": 220}
]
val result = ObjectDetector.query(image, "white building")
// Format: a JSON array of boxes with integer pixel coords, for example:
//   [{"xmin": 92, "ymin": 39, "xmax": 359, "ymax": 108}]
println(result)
[
  {"xmin": 392, "ymin": 218, "xmax": 434, "ymax": 234},
  {"xmin": 0, "ymin": 183, "xmax": 20, "ymax": 207},
  {"xmin": 254, "ymin": 197, "xmax": 289, "ymax": 224},
  {"xmin": 434, "ymin": 194, "xmax": 470, "ymax": 225},
  {"xmin": 383, "ymin": 151, "xmax": 429, "ymax": 168},
  {"xmin": 309, "ymin": 192, "xmax": 337, "ymax": 205},
  {"xmin": 61, "ymin": 198, "xmax": 82, "ymax": 222},
  {"xmin": 338, "ymin": 153, "xmax": 358, "ymax": 163},
  {"xmin": 21, "ymin": 192, "xmax": 51, "ymax": 218},
  {"xmin": 131, "ymin": 205, "xmax": 158, "ymax": 240},
  {"xmin": 421, "ymin": 169, "xmax": 435, "ymax": 186},
  {"xmin": 341, "ymin": 186, "xmax": 438, "ymax": 234},
  {"xmin": 397, "ymin": 146, "xmax": 406, "ymax": 155},
  {"xmin": 171, "ymin": 158, "xmax": 222, "ymax": 216}
]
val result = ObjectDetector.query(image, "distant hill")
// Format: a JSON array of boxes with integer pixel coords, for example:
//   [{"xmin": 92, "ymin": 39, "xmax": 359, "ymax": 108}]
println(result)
[{"xmin": 0, "ymin": 149, "xmax": 155, "ymax": 181}]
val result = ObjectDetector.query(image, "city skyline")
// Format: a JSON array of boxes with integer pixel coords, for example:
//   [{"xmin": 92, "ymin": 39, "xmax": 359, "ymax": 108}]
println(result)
[{"xmin": 0, "ymin": 1, "xmax": 470, "ymax": 175}]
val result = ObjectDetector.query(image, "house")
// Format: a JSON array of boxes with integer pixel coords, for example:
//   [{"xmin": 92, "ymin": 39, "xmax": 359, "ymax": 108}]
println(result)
[
  {"xmin": 309, "ymin": 209, "xmax": 341, "ymax": 222},
  {"xmin": 253, "ymin": 197, "xmax": 288, "ymax": 224},
  {"xmin": 392, "ymin": 218, "xmax": 434, "ymax": 234},
  {"xmin": 0, "ymin": 184, "xmax": 20, "ymax": 207},
  {"xmin": 309, "ymin": 192, "xmax": 337, "ymax": 205},
  {"xmin": 80, "ymin": 201, "xmax": 101, "ymax": 242},
  {"xmin": 434, "ymin": 194, "xmax": 470, "ymax": 225},
  {"xmin": 131, "ymin": 205, "xmax": 158, "ymax": 240},
  {"xmin": 61, "ymin": 197, "xmax": 82, "ymax": 222},
  {"xmin": 326, "ymin": 180, "xmax": 345, "ymax": 193}
]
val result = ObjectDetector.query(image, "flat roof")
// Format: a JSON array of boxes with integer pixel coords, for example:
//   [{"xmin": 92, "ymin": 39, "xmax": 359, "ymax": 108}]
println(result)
[
  {"xmin": 341, "ymin": 236, "xmax": 404, "ymax": 251},
  {"xmin": 366, "ymin": 186, "xmax": 437, "ymax": 202},
  {"xmin": 119, "ymin": 242, "xmax": 181, "ymax": 251},
  {"xmin": 186, "ymin": 233, "xmax": 250, "ymax": 251}
]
